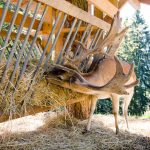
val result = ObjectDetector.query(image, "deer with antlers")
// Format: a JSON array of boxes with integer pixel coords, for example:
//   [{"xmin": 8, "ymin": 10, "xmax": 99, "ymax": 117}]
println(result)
[{"xmin": 45, "ymin": 12, "xmax": 138, "ymax": 134}]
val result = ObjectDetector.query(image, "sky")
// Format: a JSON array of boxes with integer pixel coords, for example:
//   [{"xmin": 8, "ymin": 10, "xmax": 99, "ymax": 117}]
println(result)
[{"xmin": 120, "ymin": 2, "xmax": 150, "ymax": 28}]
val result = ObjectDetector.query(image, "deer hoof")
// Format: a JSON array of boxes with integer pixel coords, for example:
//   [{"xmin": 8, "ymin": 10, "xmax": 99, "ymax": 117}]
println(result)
[
  {"xmin": 82, "ymin": 128, "xmax": 91, "ymax": 134},
  {"xmin": 116, "ymin": 128, "xmax": 119, "ymax": 135}
]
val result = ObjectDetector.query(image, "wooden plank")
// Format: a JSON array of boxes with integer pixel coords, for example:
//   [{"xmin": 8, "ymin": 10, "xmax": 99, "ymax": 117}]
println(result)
[
  {"xmin": 109, "ymin": 0, "xmax": 119, "ymax": 7},
  {"xmin": 140, "ymin": 0, "xmax": 150, "ymax": 5},
  {"xmin": 55, "ymin": 12, "xmax": 64, "ymax": 61},
  {"xmin": 41, "ymin": 7, "xmax": 53, "ymax": 51},
  {"xmin": 88, "ymin": 0, "xmax": 118, "ymax": 18},
  {"xmin": 128, "ymin": 0, "xmax": 140, "ymax": 9},
  {"xmin": 37, "ymin": 0, "xmax": 110, "ymax": 31},
  {"xmin": 119, "ymin": 0, "xmax": 128, "ymax": 9},
  {"xmin": 103, "ymin": 16, "xmax": 113, "ymax": 24},
  {"xmin": 0, "ymin": 8, "xmax": 40, "ymax": 30}
]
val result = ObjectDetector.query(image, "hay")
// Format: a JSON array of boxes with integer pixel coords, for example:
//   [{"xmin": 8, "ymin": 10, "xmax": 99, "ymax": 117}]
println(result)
[
  {"xmin": 0, "ymin": 113, "xmax": 150, "ymax": 150},
  {"xmin": 0, "ymin": 60, "xmax": 89, "ymax": 117}
]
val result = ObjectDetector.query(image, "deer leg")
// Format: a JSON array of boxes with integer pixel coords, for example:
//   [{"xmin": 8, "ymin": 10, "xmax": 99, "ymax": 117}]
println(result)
[
  {"xmin": 86, "ymin": 98, "xmax": 97, "ymax": 132},
  {"xmin": 111, "ymin": 94, "xmax": 119, "ymax": 134},
  {"xmin": 123, "ymin": 88, "xmax": 134, "ymax": 130}
]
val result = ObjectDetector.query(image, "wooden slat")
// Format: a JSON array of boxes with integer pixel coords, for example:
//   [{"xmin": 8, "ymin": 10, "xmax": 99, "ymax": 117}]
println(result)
[
  {"xmin": 0, "ymin": 8, "xmax": 40, "ymax": 30},
  {"xmin": 88, "ymin": 0, "xmax": 118, "ymax": 18},
  {"xmin": 128, "ymin": 0, "xmax": 140, "ymax": 9},
  {"xmin": 37, "ymin": 0, "xmax": 110, "ymax": 31}
]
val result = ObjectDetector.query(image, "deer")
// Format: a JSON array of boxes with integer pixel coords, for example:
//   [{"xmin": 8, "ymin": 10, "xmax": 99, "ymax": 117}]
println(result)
[{"xmin": 44, "ymin": 12, "xmax": 138, "ymax": 134}]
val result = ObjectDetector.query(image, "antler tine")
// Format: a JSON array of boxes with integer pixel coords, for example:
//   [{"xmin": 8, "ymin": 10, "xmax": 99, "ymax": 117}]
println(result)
[
  {"xmin": 64, "ymin": 40, "xmax": 103, "ymax": 67},
  {"xmin": 99, "ymin": 12, "xmax": 122, "ymax": 49},
  {"xmin": 83, "ymin": 26, "xmax": 128, "ymax": 58},
  {"xmin": 108, "ymin": 27, "xmax": 129, "ymax": 56},
  {"xmin": 107, "ymin": 11, "xmax": 122, "ymax": 37},
  {"xmin": 73, "ymin": 40, "xmax": 92, "ymax": 52}
]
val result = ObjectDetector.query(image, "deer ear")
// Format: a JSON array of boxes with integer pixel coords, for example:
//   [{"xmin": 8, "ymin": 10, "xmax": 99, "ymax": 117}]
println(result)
[{"xmin": 126, "ymin": 63, "xmax": 134, "ymax": 77}]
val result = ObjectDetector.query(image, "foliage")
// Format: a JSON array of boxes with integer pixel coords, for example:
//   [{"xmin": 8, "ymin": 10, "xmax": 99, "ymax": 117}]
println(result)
[
  {"xmin": 96, "ymin": 11, "xmax": 150, "ymax": 116},
  {"xmin": 95, "ymin": 99, "xmax": 123, "ymax": 115},
  {"xmin": 96, "ymin": 99, "xmax": 112, "ymax": 114}
]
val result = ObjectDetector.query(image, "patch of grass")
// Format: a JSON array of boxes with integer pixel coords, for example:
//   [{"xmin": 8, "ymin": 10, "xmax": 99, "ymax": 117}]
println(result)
[{"xmin": 142, "ymin": 111, "xmax": 150, "ymax": 119}]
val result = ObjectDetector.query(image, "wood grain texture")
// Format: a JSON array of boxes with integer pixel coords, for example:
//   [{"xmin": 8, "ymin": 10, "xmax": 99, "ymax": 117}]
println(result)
[
  {"xmin": 88, "ymin": 0, "xmax": 118, "ymax": 18},
  {"xmin": 37, "ymin": 0, "xmax": 110, "ymax": 31},
  {"xmin": 0, "ymin": 8, "xmax": 40, "ymax": 30}
]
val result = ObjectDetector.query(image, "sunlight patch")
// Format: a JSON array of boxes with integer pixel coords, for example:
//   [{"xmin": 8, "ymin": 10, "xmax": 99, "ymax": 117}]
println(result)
[{"xmin": 0, "ymin": 113, "xmax": 46, "ymax": 134}]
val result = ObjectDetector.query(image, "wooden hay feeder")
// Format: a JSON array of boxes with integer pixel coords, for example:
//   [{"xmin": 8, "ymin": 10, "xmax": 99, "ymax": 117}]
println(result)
[{"xmin": 0, "ymin": 0, "xmax": 141, "ymax": 123}]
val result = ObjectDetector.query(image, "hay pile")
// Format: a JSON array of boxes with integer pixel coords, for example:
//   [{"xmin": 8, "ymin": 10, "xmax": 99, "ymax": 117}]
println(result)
[{"xmin": 0, "ymin": 60, "xmax": 89, "ymax": 118}]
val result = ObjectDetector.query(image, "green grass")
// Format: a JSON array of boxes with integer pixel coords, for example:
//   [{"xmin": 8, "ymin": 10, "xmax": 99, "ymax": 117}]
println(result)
[{"xmin": 141, "ymin": 111, "xmax": 150, "ymax": 119}]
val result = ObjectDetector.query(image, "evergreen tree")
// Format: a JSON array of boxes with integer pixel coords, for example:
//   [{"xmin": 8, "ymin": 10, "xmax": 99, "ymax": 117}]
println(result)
[{"xmin": 119, "ymin": 11, "xmax": 150, "ymax": 115}]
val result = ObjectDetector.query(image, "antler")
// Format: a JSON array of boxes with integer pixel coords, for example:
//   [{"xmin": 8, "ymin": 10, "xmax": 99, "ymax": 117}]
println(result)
[
  {"xmin": 88, "ymin": 12, "xmax": 128, "ymax": 57},
  {"xmin": 63, "ymin": 12, "xmax": 128, "ymax": 70},
  {"xmin": 64, "ymin": 40, "xmax": 105, "ymax": 66}
]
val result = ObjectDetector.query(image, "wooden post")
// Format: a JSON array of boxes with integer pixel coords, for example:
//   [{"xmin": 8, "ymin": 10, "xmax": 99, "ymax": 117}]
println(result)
[
  {"xmin": 41, "ymin": 7, "xmax": 53, "ymax": 54},
  {"xmin": 54, "ymin": 12, "xmax": 65, "ymax": 61},
  {"xmin": 66, "ymin": 1, "xmax": 94, "ymax": 120}
]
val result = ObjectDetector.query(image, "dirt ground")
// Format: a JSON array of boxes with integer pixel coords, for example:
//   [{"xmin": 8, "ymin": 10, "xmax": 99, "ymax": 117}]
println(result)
[{"xmin": 0, "ymin": 112, "xmax": 150, "ymax": 150}]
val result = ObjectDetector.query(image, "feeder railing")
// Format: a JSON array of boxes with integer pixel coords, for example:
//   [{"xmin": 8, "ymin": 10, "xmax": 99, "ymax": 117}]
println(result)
[{"xmin": 0, "ymin": 0, "xmax": 111, "ymax": 116}]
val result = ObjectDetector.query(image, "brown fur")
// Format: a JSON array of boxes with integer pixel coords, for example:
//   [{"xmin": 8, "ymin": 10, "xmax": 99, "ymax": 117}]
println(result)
[{"xmin": 84, "ymin": 58, "xmax": 137, "ymax": 134}]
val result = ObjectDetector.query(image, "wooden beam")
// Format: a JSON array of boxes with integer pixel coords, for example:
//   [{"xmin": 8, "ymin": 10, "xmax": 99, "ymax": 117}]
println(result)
[
  {"xmin": 109, "ymin": 0, "xmax": 119, "ymax": 7},
  {"xmin": 128, "ymin": 0, "xmax": 141, "ymax": 9},
  {"xmin": 62, "ymin": 26, "xmax": 97, "ymax": 33},
  {"xmin": 0, "ymin": 8, "xmax": 40, "ymax": 30},
  {"xmin": 119, "ymin": 0, "xmax": 128, "ymax": 9},
  {"xmin": 140, "ymin": 0, "xmax": 150, "ymax": 5},
  {"xmin": 41, "ymin": 7, "xmax": 53, "ymax": 52},
  {"xmin": 88, "ymin": 0, "xmax": 118, "ymax": 18},
  {"xmin": 37, "ymin": 0, "xmax": 110, "ymax": 31}
]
